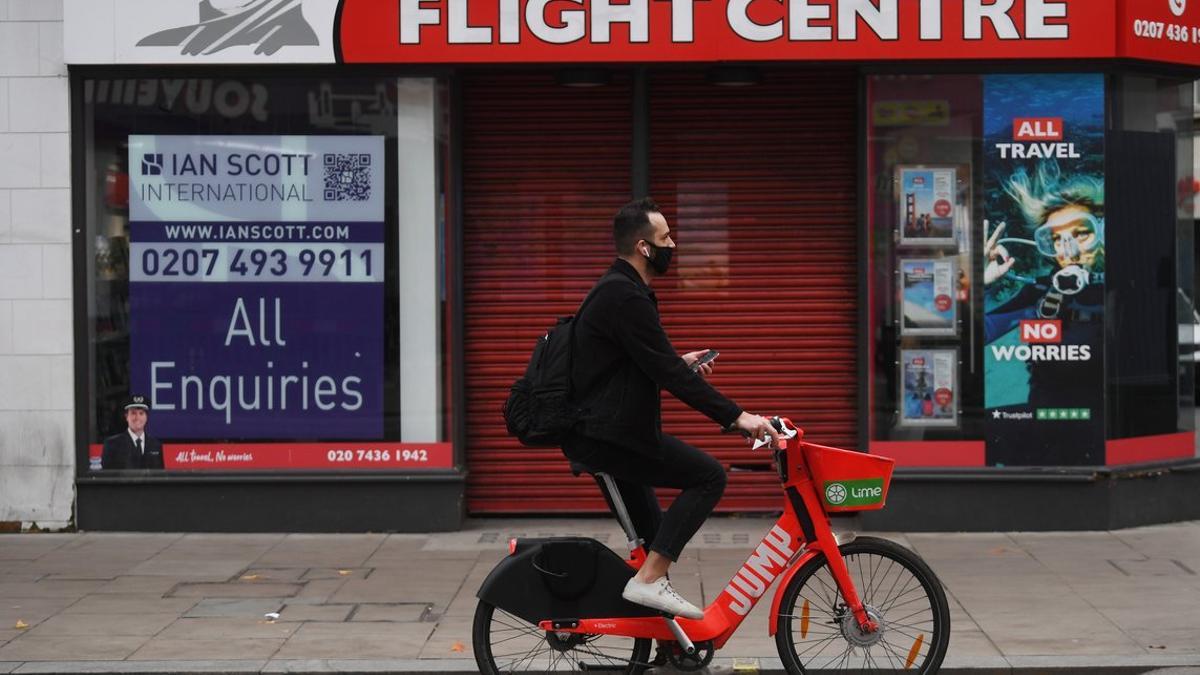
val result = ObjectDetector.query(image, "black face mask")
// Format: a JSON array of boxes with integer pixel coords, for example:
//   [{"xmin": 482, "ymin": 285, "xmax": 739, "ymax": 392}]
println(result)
[{"xmin": 643, "ymin": 243, "xmax": 673, "ymax": 275}]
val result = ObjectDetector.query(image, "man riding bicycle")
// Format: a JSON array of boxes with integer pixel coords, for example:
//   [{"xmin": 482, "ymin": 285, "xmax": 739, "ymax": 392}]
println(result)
[{"xmin": 564, "ymin": 197, "xmax": 781, "ymax": 620}]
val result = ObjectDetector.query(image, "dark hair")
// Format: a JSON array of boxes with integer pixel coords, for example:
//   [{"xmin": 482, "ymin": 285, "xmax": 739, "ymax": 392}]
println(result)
[{"xmin": 613, "ymin": 197, "xmax": 660, "ymax": 256}]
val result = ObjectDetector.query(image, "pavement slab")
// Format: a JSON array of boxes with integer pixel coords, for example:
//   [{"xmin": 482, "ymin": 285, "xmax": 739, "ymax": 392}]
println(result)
[
  {"xmin": 298, "ymin": 569, "xmax": 368, "ymax": 581},
  {"xmin": 254, "ymin": 535, "xmax": 386, "ymax": 569},
  {"xmin": 156, "ymin": 618, "xmax": 300, "ymax": 641},
  {"xmin": 349, "ymin": 603, "xmax": 430, "ymax": 622},
  {"xmin": 91, "ymin": 576, "xmax": 191, "ymax": 595},
  {"xmin": 169, "ymin": 583, "xmax": 303, "ymax": 599},
  {"xmin": 20, "ymin": 613, "xmax": 178, "ymax": 638},
  {"xmin": 275, "ymin": 605, "xmax": 354, "ymax": 623},
  {"xmin": 127, "ymin": 638, "xmax": 286, "ymax": 661},
  {"xmin": 0, "ymin": 537, "xmax": 75, "ymax": 562},
  {"xmin": 0, "ymin": 598, "xmax": 78, "ymax": 629},
  {"xmin": 183, "ymin": 599, "xmax": 284, "ymax": 619},
  {"xmin": 0, "ymin": 635, "xmax": 149, "ymax": 662},
  {"xmin": 0, "ymin": 581, "xmax": 107, "ymax": 599},
  {"xmin": 284, "ymin": 580, "xmax": 347, "ymax": 606},
  {"xmin": 272, "ymin": 622, "xmax": 435, "ymax": 660},
  {"xmin": 61, "ymin": 595, "xmax": 197, "ymax": 615},
  {"xmin": 125, "ymin": 559, "xmax": 248, "ymax": 580},
  {"xmin": 239, "ymin": 569, "xmax": 308, "ymax": 582}
]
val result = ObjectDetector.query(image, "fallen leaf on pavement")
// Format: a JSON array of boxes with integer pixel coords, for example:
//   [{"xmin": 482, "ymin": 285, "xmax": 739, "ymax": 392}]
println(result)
[
  {"xmin": 451, "ymin": 641, "xmax": 465, "ymax": 652},
  {"xmin": 338, "ymin": 570, "xmax": 352, "ymax": 576},
  {"xmin": 241, "ymin": 574, "xmax": 262, "ymax": 581},
  {"xmin": 14, "ymin": 620, "xmax": 28, "ymax": 630}
]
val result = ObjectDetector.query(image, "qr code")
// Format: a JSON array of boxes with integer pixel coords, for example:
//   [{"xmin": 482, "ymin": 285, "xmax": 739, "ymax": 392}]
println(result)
[{"xmin": 323, "ymin": 153, "xmax": 372, "ymax": 201}]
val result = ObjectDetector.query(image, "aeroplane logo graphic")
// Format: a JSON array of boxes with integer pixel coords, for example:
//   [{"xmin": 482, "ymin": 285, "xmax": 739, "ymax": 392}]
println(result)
[{"xmin": 137, "ymin": 0, "xmax": 319, "ymax": 56}]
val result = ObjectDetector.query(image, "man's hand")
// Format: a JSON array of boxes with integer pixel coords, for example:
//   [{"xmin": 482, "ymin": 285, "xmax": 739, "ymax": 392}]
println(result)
[
  {"xmin": 733, "ymin": 412, "xmax": 781, "ymax": 449},
  {"xmin": 682, "ymin": 350, "xmax": 715, "ymax": 377}
]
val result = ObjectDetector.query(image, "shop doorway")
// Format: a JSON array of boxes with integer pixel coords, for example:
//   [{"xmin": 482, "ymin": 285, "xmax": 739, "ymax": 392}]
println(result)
[{"xmin": 460, "ymin": 68, "xmax": 858, "ymax": 514}]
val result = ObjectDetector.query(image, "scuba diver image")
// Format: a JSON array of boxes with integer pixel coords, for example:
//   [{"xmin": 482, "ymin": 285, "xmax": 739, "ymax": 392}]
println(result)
[{"xmin": 983, "ymin": 159, "xmax": 1104, "ymax": 411}]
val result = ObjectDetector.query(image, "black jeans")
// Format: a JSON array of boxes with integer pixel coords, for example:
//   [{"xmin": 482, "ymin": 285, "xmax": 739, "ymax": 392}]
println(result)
[{"xmin": 563, "ymin": 434, "xmax": 727, "ymax": 561}]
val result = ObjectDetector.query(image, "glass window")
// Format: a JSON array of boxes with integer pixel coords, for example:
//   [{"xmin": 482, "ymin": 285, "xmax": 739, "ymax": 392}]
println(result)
[
  {"xmin": 869, "ymin": 73, "xmax": 1149, "ymax": 467},
  {"xmin": 867, "ymin": 75, "xmax": 984, "ymax": 447},
  {"xmin": 78, "ymin": 74, "xmax": 456, "ymax": 475},
  {"xmin": 1108, "ymin": 74, "xmax": 1195, "ymax": 445}
]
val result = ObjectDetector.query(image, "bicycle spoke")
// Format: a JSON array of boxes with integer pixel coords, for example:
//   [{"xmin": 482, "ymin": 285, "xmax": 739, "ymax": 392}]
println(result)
[
  {"xmin": 880, "ymin": 574, "xmax": 918, "ymax": 613},
  {"xmin": 866, "ymin": 558, "xmax": 899, "ymax": 605},
  {"xmin": 794, "ymin": 631, "xmax": 842, "ymax": 658}
]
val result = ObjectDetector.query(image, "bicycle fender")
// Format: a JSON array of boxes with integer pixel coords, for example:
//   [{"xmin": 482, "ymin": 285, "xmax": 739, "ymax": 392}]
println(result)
[
  {"xmin": 767, "ymin": 548, "xmax": 823, "ymax": 636},
  {"xmin": 476, "ymin": 537, "xmax": 658, "ymax": 625}
]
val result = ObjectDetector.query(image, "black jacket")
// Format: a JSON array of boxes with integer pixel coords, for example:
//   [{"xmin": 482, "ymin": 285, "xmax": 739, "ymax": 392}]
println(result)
[
  {"xmin": 101, "ymin": 432, "xmax": 164, "ymax": 470},
  {"xmin": 570, "ymin": 259, "xmax": 742, "ymax": 457}
]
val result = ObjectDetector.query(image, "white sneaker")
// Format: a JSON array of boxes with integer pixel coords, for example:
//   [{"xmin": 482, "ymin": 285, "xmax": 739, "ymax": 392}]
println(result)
[{"xmin": 621, "ymin": 576, "xmax": 704, "ymax": 619}]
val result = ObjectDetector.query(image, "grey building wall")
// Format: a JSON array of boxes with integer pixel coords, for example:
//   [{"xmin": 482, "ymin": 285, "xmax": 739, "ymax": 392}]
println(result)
[{"xmin": 0, "ymin": 0, "xmax": 73, "ymax": 528}]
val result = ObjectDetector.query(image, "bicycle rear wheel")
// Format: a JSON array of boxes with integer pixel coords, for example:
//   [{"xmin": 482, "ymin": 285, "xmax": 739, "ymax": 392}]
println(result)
[
  {"xmin": 775, "ymin": 536, "xmax": 950, "ymax": 673},
  {"xmin": 472, "ymin": 600, "xmax": 652, "ymax": 674}
]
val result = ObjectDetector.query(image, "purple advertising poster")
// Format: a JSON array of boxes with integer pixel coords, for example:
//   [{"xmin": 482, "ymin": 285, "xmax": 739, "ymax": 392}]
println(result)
[{"xmin": 127, "ymin": 135, "xmax": 385, "ymax": 439}]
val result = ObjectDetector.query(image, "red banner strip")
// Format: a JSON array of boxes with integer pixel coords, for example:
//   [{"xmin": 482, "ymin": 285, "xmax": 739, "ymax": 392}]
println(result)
[{"xmin": 89, "ymin": 442, "xmax": 454, "ymax": 471}]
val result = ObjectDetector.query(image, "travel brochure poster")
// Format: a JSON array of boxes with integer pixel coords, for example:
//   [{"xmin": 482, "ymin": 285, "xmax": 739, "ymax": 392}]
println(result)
[
  {"xmin": 899, "ymin": 167, "xmax": 956, "ymax": 246},
  {"xmin": 126, "ymin": 135, "xmax": 390, "ymax": 467},
  {"xmin": 900, "ymin": 349, "xmax": 957, "ymax": 427},
  {"xmin": 901, "ymin": 259, "xmax": 956, "ymax": 336},
  {"xmin": 981, "ymin": 74, "xmax": 1105, "ymax": 466}
]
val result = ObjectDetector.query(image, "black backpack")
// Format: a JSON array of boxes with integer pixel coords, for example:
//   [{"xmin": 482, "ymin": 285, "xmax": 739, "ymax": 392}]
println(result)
[{"xmin": 503, "ymin": 276, "xmax": 617, "ymax": 447}]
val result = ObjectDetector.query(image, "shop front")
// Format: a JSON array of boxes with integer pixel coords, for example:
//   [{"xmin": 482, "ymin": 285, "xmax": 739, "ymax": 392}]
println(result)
[{"xmin": 66, "ymin": 0, "xmax": 1200, "ymax": 532}]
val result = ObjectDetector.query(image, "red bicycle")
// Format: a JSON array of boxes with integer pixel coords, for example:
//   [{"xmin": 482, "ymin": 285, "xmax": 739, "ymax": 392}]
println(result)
[{"xmin": 473, "ymin": 418, "xmax": 951, "ymax": 673}]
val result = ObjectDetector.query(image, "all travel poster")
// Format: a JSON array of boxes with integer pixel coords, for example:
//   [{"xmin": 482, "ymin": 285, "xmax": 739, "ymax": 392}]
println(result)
[{"xmin": 981, "ymin": 74, "xmax": 1105, "ymax": 466}]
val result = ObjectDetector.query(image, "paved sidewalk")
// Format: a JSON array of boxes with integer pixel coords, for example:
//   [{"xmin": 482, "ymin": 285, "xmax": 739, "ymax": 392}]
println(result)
[{"xmin": 1, "ymin": 518, "xmax": 1199, "ymax": 673}]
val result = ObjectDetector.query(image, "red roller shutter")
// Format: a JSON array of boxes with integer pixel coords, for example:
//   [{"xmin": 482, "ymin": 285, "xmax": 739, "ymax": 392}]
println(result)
[
  {"xmin": 648, "ymin": 70, "xmax": 859, "ymax": 510},
  {"xmin": 461, "ymin": 72, "xmax": 635, "ymax": 513},
  {"xmin": 462, "ymin": 69, "xmax": 858, "ymax": 513}
]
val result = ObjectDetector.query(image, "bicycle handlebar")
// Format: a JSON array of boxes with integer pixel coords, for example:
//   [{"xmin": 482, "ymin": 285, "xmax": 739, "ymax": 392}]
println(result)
[{"xmin": 722, "ymin": 416, "xmax": 800, "ymax": 450}]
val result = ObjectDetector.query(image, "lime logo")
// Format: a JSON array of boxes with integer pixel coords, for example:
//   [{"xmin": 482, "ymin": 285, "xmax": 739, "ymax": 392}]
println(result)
[
  {"xmin": 823, "ymin": 479, "xmax": 886, "ymax": 507},
  {"xmin": 825, "ymin": 483, "xmax": 848, "ymax": 505}
]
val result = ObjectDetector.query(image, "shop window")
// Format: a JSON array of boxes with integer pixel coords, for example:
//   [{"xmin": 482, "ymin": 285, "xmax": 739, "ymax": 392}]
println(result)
[
  {"xmin": 869, "ymin": 73, "xmax": 1142, "ymax": 467},
  {"xmin": 78, "ymin": 75, "xmax": 456, "ymax": 475},
  {"xmin": 1108, "ymin": 74, "xmax": 1195, "ymax": 445},
  {"xmin": 867, "ymin": 75, "xmax": 984, "ymax": 455}
]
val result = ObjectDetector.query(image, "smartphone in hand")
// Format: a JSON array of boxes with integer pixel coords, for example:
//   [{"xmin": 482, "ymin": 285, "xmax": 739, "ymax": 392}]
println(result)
[{"xmin": 690, "ymin": 349, "xmax": 719, "ymax": 372}]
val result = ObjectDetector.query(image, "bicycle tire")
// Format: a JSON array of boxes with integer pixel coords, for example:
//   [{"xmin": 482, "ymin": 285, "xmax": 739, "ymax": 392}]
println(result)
[
  {"xmin": 473, "ymin": 600, "xmax": 653, "ymax": 674},
  {"xmin": 775, "ymin": 536, "xmax": 951, "ymax": 673}
]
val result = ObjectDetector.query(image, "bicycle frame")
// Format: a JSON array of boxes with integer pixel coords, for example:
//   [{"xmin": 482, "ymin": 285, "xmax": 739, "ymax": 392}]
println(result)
[{"xmin": 536, "ymin": 421, "xmax": 879, "ymax": 647}]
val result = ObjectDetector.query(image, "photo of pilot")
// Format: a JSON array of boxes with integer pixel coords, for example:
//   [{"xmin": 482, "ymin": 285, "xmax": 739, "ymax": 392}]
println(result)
[{"xmin": 101, "ymin": 394, "xmax": 165, "ymax": 470}]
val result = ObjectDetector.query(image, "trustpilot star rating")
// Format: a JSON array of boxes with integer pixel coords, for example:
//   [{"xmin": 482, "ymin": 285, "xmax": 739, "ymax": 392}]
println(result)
[
  {"xmin": 1036, "ymin": 408, "xmax": 1091, "ymax": 421},
  {"xmin": 990, "ymin": 408, "xmax": 1092, "ymax": 421}
]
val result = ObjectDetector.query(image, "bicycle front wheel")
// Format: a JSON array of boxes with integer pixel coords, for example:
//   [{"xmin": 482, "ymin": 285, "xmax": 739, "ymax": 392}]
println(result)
[{"xmin": 775, "ymin": 536, "xmax": 950, "ymax": 673}]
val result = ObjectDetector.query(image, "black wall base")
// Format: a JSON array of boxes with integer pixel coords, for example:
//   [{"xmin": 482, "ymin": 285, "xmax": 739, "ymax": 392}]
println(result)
[
  {"xmin": 76, "ymin": 472, "xmax": 466, "ymax": 532},
  {"xmin": 861, "ymin": 461, "xmax": 1200, "ymax": 531}
]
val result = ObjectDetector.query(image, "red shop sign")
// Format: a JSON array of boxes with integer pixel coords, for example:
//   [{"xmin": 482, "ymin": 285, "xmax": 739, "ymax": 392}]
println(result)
[
  {"xmin": 338, "ymin": 0, "xmax": 1121, "ymax": 64},
  {"xmin": 89, "ymin": 442, "xmax": 455, "ymax": 471}
]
